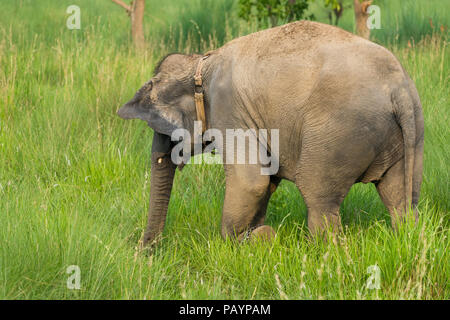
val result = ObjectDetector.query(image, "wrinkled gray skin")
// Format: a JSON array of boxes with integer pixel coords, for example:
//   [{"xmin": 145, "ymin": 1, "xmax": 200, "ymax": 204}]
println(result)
[{"xmin": 118, "ymin": 21, "xmax": 424, "ymax": 246}]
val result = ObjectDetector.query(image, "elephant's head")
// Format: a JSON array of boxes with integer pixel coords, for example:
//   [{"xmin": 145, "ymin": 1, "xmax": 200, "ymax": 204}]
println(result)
[
  {"xmin": 117, "ymin": 53, "xmax": 202, "ymax": 246},
  {"xmin": 118, "ymin": 53, "xmax": 202, "ymax": 136}
]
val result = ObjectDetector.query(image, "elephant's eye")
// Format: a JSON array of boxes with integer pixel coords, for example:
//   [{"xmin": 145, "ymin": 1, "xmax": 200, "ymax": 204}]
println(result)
[{"xmin": 147, "ymin": 81, "xmax": 153, "ymax": 90}]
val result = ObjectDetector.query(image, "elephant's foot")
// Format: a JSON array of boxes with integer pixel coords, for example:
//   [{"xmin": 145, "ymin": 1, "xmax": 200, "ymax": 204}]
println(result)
[{"xmin": 238, "ymin": 225, "xmax": 276, "ymax": 242}]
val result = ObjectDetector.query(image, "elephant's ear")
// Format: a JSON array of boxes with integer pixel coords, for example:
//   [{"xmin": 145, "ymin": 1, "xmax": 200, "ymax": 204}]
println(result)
[{"xmin": 117, "ymin": 102, "xmax": 184, "ymax": 136}]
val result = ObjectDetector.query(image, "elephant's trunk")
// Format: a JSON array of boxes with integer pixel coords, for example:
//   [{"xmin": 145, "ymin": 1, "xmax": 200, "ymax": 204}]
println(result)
[{"xmin": 142, "ymin": 132, "xmax": 176, "ymax": 246}]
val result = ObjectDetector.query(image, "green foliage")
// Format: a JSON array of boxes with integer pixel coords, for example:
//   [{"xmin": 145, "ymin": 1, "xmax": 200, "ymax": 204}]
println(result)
[
  {"xmin": 238, "ymin": 0, "xmax": 311, "ymax": 27},
  {"xmin": 237, "ymin": 0, "xmax": 343, "ymax": 28},
  {"xmin": 323, "ymin": 0, "xmax": 341, "ymax": 10}
]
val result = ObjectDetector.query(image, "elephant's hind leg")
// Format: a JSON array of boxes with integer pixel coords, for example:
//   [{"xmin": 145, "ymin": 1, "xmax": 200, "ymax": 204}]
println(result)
[
  {"xmin": 376, "ymin": 158, "xmax": 415, "ymax": 230},
  {"xmin": 301, "ymin": 192, "xmax": 345, "ymax": 237},
  {"xmin": 295, "ymin": 161, "xmax": 355, "ymax": 237},
  {"xmin": 221, "ymin": 165, "xmax": 278, "ymax": 242}
]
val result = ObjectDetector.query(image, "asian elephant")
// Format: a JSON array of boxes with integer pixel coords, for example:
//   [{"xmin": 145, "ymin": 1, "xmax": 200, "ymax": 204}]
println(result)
[{"xmin": 117, "ymin": 21, "xmax": 424, "ymax": 246}]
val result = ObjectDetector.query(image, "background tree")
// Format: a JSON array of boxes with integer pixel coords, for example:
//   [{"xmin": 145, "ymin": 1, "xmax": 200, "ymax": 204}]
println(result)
[
  {"xmin": 111, "ymin": 0, "xmax": 145, "ymax": 48},
  {"xmin": 238, "ymin": 0, "xmax": 343, "ymax": 28},
  {"xmin": 238, "ymin": 0, "xmax": 311, "ymax": 28},
  {"xmin": 322, "ymin": 0, "xmax": 352, "ymax": 26},
  {"xmin": 329, "ymin": 1, "xmax": 344, "ymax": 25},
  {"xmin": 353, "ymin": 0, "xmax": 372, "ymax": 39}
]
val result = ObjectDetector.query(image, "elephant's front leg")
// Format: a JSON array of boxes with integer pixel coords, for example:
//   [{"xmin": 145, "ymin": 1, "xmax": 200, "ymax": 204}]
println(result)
[{"xmin": 221, "ymin": 164, "xmax": 276, "ymax": 241}]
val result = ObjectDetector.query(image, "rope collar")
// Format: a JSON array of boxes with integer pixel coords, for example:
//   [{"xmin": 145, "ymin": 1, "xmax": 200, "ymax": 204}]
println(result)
[{"xmin": 194, "ymin": 53, "xmax": 211, "ymax": 134}]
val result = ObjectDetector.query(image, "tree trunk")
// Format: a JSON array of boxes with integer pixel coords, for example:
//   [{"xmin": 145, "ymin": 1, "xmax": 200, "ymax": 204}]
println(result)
[
  {"xmin": 130, "ymin": 0, "xmax": 145, "ymax": 49},
  {"xmin": 111, "ymin": 0, "xmax": 145, "ymax": 48},
  {"xmin": 353, "ymin": 0, "xmax": 372, "ymax": 39}
]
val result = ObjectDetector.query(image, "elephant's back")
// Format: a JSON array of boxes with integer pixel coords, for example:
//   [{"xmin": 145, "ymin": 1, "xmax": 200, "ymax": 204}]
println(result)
[
  {"xmin": 215, "ymin": 20, "xmax": 407, "ymax": 107},
  {"xmin": 216, "ymin": 20, "xmax": 404, "ymax": 83},
  {"xmin": 217, "ymin": 20, "xmax": 358, "ymax": 60}
]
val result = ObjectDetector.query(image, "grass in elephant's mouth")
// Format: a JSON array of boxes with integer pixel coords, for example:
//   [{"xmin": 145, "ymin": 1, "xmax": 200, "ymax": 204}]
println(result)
[{"xmin": 0, "ymin": 1, "xmax": 448, "ymax": 300}]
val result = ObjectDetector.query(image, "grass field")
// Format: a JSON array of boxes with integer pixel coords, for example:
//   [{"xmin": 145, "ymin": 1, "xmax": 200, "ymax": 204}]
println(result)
[{"xmin": 0, "ymin": 0, "xmax": 448, "ymax": 299}]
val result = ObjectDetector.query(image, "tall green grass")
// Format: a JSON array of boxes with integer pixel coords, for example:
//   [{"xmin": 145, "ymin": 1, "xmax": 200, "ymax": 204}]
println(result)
[
  {"xmin": 0, "ymin": 0, "xmax": 448, "ymax": 299},
  {"xmin": 368, "ymin": 0, "xmax": 449, "ymax": 44},
  {"xmin": 308, "ymin": 0, "xmax": 449, "ymax": 45}
]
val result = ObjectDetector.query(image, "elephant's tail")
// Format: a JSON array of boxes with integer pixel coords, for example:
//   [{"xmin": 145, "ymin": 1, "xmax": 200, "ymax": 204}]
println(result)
[{"xmin": 391, "ymin": 86, "xmax": 416, "ymax": 212}]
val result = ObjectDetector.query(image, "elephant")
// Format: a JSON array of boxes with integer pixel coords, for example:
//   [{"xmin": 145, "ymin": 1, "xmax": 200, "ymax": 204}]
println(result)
[{"xmin": 117, "ymin": 21, "xmax": 424, "ymax": 246}]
